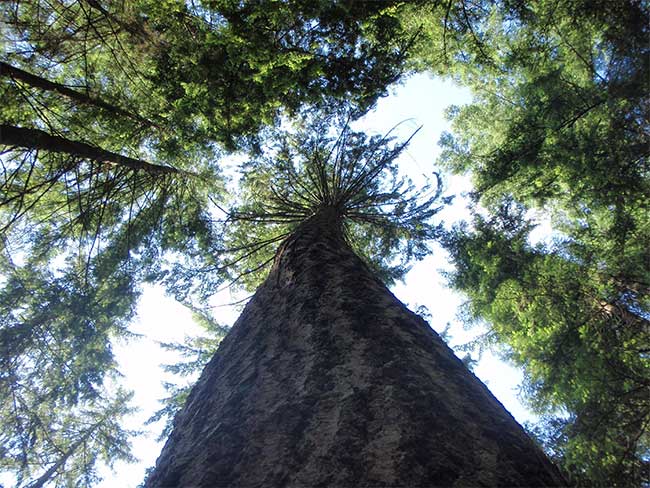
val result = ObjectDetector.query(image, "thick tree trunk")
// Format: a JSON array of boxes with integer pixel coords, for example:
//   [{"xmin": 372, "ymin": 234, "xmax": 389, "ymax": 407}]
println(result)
[{"xmin": 146, "ymin": 209, "xmax": 565, "ymax": 487}]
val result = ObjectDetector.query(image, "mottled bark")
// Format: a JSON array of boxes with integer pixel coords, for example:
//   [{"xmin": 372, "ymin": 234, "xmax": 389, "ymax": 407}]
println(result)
[{"xmin": 146, "ymin": 208, "xmax": 566, "ymax": 487}]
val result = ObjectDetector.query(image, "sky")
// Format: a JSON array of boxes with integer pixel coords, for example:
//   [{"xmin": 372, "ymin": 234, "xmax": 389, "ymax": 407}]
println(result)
[{"xmin": 96, "ymin": 73, "xmax": 535, "ymax": 487}]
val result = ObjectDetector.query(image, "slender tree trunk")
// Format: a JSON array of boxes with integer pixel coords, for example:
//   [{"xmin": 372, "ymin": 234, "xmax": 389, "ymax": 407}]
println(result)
[
  {"xmin": 0, "ymin": 124, "xmax": 178, "ymax": 175},
  {"xmin": 26, "ymin": 421, "xmax": 100, "ymax": 488},
  {"xmin": 145, "ymin": 208, "xmax": 566, "ymax": 487},
  {"xmin": 0, "ymin": 62, "xmax": 154, "ymax": 126}
]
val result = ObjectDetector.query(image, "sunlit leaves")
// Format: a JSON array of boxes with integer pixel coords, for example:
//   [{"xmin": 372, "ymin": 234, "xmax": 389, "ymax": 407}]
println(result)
[
  {"xmin": 444, "ymin": 206, "xmax": 650, "ymax": 485},
  {"xmin": 435, "ymin": 1, "xmax": 649, "ymax": 213},
  {"xmin": 140, "ymin": 0, "xmax": 416, "ymax": 150},
  {"xmin": 423, "ymin": 1, "xmax": 649, "ymax": 483}
]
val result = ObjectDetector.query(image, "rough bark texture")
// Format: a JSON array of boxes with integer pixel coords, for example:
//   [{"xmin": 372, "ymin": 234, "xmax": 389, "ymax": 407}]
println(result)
[{"xmin": 146, "ymin": 209, "xmax": 566, "ymax": 487}]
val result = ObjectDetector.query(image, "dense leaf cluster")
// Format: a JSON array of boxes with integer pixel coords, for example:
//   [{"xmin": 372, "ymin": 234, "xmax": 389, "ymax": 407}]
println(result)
[
  {"xmin": 415, "ymin": 0, "xmax": 650, "ymax": 484},
  {"xmin": 445, "ymin": 203, "xmax": 649, "ymax": 485}
]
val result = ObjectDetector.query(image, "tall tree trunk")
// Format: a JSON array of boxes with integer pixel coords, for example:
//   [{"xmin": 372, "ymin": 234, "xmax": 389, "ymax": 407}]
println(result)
[
  {"xmin": 0, "ymin": 124, "xmax": 178, "ymax": 175},
  {"xmin": 145, "ymin": 208, "xmax": 565, "ymax": 487},
  {"xmin": 0, "ymin": 62, "xmax": 154, "ymax": 127}
]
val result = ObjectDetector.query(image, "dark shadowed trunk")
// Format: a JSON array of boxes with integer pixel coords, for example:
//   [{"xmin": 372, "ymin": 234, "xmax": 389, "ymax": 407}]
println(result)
[
  {"xmin": 0, "ymin": 124, "xmax": 178, "ymax": 175},
  {"xmin": 0, "ymin": 62, "xmax": 153, "ymax": 126},
  {"xmin": 145, "ymin": 208, "xmax": 565, "ymax": 487}
]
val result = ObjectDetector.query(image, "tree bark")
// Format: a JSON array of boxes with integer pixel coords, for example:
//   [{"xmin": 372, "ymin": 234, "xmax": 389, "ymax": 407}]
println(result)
[
  {"xmin": 0, "ymin": 124, "xmax": 178, "ymax": 175},
  {"xmin": 145, "ymin": 208, "xmax": 566, "ymax": 487},
  {"xmin": 0, "ymin": 61, "xmax": 154, "ymax": 126}
]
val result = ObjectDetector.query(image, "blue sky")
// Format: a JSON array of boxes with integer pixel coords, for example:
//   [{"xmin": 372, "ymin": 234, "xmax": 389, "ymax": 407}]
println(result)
[{"xmin": 98, "ymin": 73, "xmax": 534, "ymax": 487}]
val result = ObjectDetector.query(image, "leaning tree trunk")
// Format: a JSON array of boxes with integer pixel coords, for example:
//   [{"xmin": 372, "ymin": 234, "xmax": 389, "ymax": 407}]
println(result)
[
  {"xmin": 145, "ymin": 209, "xmax": 565, "ymax": 487},
  {"xmin": 0, "ymin": 125, "xmax": 178, "ymax": 175}
]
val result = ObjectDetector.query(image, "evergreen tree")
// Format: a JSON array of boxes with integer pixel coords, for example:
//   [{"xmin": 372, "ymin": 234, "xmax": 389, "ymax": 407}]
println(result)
[
  {"xmin": 0, "ymin": 1, "xmax": 423, "ymax": 484},
  {"xmin": 443, "ymin": 203, "xmax": 649, "ymax": 485},
  {"xmin": 400, "ymin": 0, "xmax": 649, "ymax": 483},
  {"xmin": 144, "ymin": 121, "xmax": 565, "ymax": 487}
]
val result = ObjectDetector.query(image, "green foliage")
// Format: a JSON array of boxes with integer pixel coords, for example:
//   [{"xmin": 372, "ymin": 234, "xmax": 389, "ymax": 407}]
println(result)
[
  {"xmin": 411, "ymin": 0, "xmax": 650, "ymax": 484},
  {"xmin": 147, "ymin": 303, "xmax": 228, "ymax": 441},
  {"xmin": 124, "ymin": 0, "xmax": 417, "ymax": 150},
  {"xmin": 399, "ymin": 0, "xmax": 500, "ymax": 73},
  {"xmin": 0, "ymin": 144, "xmax": 224, "ymax": 484},
  {"xmin": 1, "ymin": 387, "xmax": 138, "ymax": 488},
  {"xmin": 436, "ymin": 1, "xmax": 648, "ymax": 212},
  {"xmin": 0, "ymin": 254, "xmax": 140, "ymax": 487},
  {"xmin": 444, "ymin": 203, "xmax": 649, "ymax": 485}
]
